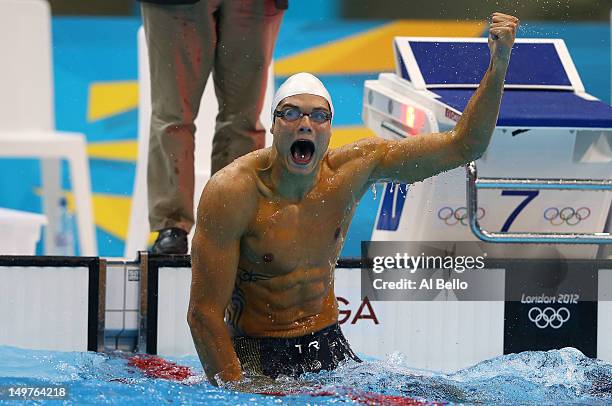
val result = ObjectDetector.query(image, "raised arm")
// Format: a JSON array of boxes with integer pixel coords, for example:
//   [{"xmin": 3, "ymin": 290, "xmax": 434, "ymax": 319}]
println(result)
[
  {"xmin": 366, "ymin": 13, "xmax": 519, "ymax": 184},
  {"xmin": 187, "ymin": 170, "xmax": 257, "ymax": 385}
]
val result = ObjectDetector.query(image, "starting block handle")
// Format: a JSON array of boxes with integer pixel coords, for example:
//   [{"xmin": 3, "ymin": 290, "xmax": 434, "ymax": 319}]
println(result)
[
  {"xmin": 381, "ymin": 120, "xmax": 410, "ymax": 138},
  {"xmin": 466, "ymin": 162, "xmax": 612, "ymax": 244}
]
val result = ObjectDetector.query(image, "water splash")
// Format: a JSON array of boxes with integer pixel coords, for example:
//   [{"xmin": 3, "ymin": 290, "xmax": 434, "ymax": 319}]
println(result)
[
  {"xmin": 446, "ymin": 348, "xmax": 612, "ymax": 404},
  {"xmin": 1, "ymin": 345, "xmax": 610, "ymax": 405}
]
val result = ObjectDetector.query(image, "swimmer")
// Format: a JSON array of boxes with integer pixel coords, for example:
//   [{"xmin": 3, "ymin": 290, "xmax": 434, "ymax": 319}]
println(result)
[{"xmin": 188, "ymin": 12, "xmax": 519, "ymax": 386}]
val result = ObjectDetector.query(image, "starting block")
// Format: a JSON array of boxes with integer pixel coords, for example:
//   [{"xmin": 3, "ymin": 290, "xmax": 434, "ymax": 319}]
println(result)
[
  {"xmin": 363, "ymin": 38, "xmax": 612, "ymax": 259},
  {"xmin": 352, "ymin": 37, "xmax": 612, "ymax": 371}
]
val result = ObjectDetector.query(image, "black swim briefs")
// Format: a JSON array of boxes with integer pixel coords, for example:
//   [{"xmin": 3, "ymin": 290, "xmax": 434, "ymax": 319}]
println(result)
[{"xmin": 232, "ymin": 323, "xmax": 361, "ymax": 379}]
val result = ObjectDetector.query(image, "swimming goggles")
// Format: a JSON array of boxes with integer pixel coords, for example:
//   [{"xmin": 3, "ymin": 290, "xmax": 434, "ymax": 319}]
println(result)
[{"xmin": 273, "ymin": 106, "xmax": 332, "ymax": 123}]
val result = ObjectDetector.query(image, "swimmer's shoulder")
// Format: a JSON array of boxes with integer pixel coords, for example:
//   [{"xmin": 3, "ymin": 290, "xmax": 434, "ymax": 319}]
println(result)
[
  {"xmin": 232, "ymin": 148, "xmax": 276, "ymax": 198},
  {"xmin": 326, "ymin": 137, "xmax": 387, "ymax": 170},
  {"xmin": 198, "ymin": 157, "xmax": 261, "ymax": 221}
]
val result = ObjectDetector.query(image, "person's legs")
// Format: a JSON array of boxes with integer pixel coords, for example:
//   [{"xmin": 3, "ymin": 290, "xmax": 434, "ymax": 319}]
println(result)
[
  {"xmin": 210, "ymin": 0, "xmax": 284, "ymax": 175},
  {"xmin": 142, "ymin": 1, "xmax": 218, "ymax": 239}
]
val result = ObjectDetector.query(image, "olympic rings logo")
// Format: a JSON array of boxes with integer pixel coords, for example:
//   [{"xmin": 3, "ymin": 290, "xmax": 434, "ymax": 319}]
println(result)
[
  {"xmin": 437, "ymin": 206, "xmax": 485, "ymax": 226},
  {"xmin": 543, "ymin": 207, "xmax": 590, "ymax": 226},
  {"xmin": 528, "ymin": 307, "xmax": 570, "ymax": 329}
]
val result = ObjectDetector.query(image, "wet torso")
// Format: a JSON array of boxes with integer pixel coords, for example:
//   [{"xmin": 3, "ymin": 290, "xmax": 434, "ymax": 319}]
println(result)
[{"xmin": 225, "ymin": 149, "xmax": 371, "ymax": 338}]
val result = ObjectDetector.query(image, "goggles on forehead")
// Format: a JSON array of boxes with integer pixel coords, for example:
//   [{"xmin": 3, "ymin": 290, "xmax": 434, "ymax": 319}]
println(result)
[{"xmin": 273, "ymin": 106, "xmax": 332, "ymax": 123}]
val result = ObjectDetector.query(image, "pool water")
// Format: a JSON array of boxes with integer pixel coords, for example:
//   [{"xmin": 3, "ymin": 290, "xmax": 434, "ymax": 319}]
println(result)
[{"xmin": 0, "ymin": 345, "xmax": 610, "ymax": 405}]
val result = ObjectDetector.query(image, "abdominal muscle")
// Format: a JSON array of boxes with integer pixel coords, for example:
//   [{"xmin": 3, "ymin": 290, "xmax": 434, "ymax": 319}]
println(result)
[{"xmin": 226, "ymin": 266, "xmax": 339, "ymax": 338}]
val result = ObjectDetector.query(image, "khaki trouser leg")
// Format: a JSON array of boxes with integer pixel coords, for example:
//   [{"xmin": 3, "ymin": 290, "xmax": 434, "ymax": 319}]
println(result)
[
  {"xmin": 211, "ymin": 0, "xmax": 284, "ymax": 175},
  {"xmin": 142, "ymin": 1, "xmax": 217, "ymax": 232}
]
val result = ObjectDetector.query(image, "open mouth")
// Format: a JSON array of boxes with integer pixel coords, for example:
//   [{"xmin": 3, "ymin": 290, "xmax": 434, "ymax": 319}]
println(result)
[{"xmin": 290, "ymin": 139, "xmax": 315, "ymax": 165}]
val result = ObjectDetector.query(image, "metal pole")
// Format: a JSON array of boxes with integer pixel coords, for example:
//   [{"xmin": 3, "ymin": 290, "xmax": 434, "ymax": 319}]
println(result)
[{"xmin": 466, "ymin": 162, "xmax": 612, "ymax": 244}]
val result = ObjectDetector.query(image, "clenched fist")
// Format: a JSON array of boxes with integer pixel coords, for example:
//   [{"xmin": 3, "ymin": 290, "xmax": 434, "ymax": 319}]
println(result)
[{"xmin": 488, "ymin": 12, "xmax": 519, "ymax": 62}]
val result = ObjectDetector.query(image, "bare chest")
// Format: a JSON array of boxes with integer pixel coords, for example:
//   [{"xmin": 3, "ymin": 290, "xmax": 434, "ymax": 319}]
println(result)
[{"xmin": 240, "ymin": 189, "xmax": 355, "ymax": 274}]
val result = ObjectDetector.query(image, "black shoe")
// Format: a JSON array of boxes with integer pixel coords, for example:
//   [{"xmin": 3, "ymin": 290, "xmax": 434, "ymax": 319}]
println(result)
[{"xmin": 151, "ymin": 227, "xmax": 188, "ymax": 255}]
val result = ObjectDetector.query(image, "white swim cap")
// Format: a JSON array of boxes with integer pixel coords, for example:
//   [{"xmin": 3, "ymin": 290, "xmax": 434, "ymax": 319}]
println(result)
[{"xmin": 271, "ymin": 72, "xmax": 334, "ymax": 121}]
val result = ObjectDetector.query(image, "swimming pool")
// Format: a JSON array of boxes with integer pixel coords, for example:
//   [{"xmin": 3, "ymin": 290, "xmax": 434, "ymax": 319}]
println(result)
[{"xmin": 1, "ymin": 345, "xmax": 610, "ymax": 405}]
